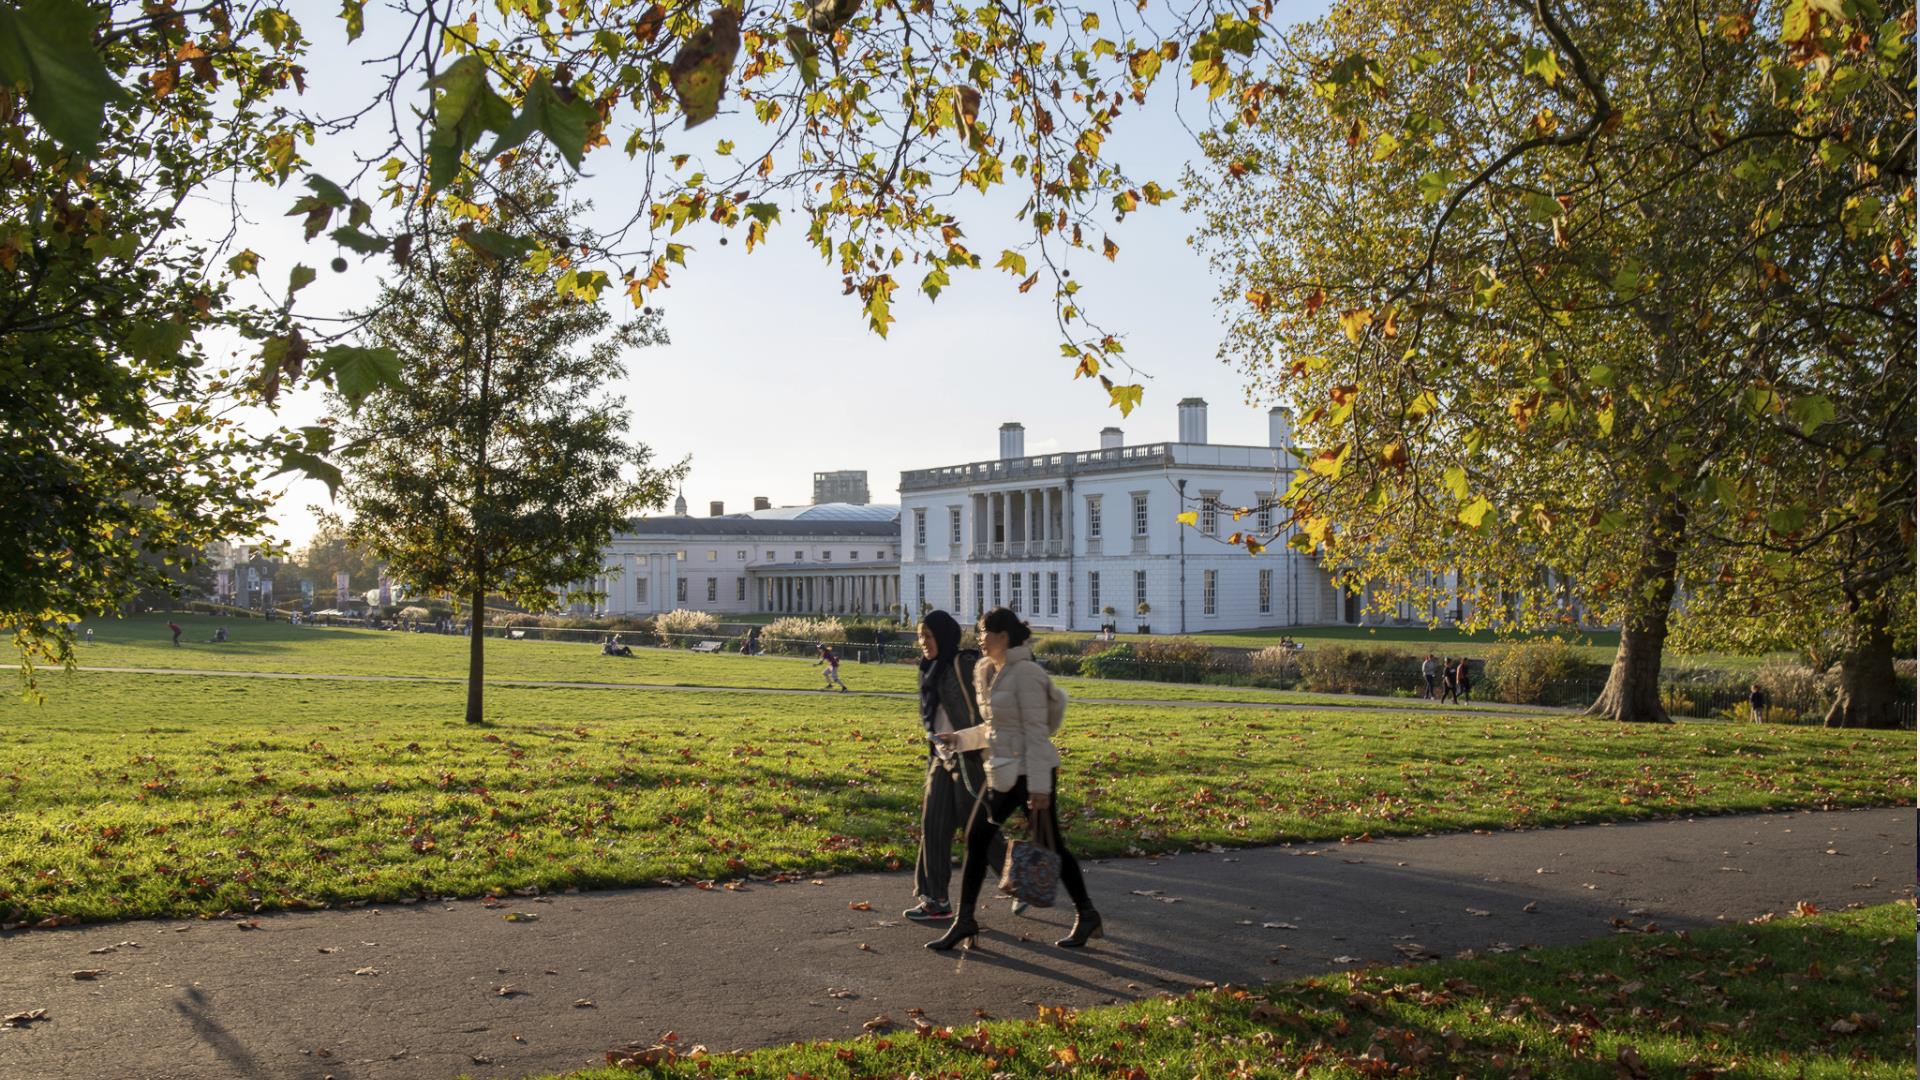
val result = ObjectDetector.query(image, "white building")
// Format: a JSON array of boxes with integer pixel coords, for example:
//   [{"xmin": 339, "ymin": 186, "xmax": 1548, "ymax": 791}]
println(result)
[
  {"xmin": 584, "ymin": 500, "xmax": 904, "ymax": 617},
  {"xmin": 897, "ymin": 399, "xmax": 1351, "ymax": 632}
]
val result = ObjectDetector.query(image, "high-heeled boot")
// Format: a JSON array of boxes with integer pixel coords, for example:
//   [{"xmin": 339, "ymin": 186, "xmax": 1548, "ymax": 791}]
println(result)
[
  {"xmin": 925, "ymin": 912, "xmax": 980, "ymax": 951},
  {"xmin": 1055, "ymin": 907, "xmax": 1103, "ymax": 948}
]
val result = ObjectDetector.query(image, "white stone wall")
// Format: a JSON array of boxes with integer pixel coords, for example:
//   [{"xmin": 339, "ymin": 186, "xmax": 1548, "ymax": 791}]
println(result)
[{"xmin": 588, "ymin": 532, "xmax": 900, "ymax": 616}]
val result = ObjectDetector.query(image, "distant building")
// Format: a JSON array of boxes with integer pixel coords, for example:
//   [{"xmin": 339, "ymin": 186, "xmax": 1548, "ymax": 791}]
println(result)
[
  {"xmin": 898, "ymin": 399, "xmax": 1351, "ymax": 632},
  {"xmin": 579, "ymin": 502, "xmax": 902, "ymax": 617},
  {"xmin": 812, "ymin": 470, "xmax": 870, "ymax": 506}
]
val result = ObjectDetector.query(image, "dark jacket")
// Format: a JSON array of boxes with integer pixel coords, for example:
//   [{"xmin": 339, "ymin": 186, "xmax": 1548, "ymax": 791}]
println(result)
[{"xmin": 918, "ymin": 611, "xmax": 985, "ymax": 767}]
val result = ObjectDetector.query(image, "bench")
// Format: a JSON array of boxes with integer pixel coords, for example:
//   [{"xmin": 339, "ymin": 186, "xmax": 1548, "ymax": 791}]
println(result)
[{"xmin": 690, "ymin": 639, "xmax": 724, "ymax": 653}]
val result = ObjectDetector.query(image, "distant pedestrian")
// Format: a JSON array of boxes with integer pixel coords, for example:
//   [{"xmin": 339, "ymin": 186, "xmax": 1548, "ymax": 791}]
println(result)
[
  {"xmin": 1420, "ymin": 653, "xmax": 1437, "ymax": 699},
  {"xmin": 745, "ymin": 626, "xmax": 761, "ymax": 656},
  {"xmin": 1455, "ymin": 659, "xmax": 1473, "ymax": 701},
  {"xmin": 815, "ymin": 644, "xmax": 848, "ymax": 691},
  {"xmin": 83, "ymin": 627, "xmax": 94, "ymax": 645},
  {"xmin": 1747, "ymin": 683, "xmax": 1768, "ymax": 722},
  {"xmin": 168, "ymin": 621, "xmax": 182, "ymax": 647},
  {"xmin": 1439, "ymin": 656, "xmax": 1459, "ymax": 704}
]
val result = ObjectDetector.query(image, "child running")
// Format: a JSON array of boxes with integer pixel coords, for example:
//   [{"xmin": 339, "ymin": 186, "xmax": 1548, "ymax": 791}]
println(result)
[{"xmin": 814, "ymin": 644, "xmax": 849, "ymax": 692}]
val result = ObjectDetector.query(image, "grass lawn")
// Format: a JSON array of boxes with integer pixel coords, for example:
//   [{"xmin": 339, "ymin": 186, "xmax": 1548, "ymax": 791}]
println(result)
[
  {"xmin": 55, "ymin": 613, "xmax": 1521, "ymax": 710},
  {"xmin": 0, "ymin": 671, "xmax": 1907, "ymax": 925},
  {"xmin": 543, "ymin": 903, "xmax": 1916, "ymax": 1079}
]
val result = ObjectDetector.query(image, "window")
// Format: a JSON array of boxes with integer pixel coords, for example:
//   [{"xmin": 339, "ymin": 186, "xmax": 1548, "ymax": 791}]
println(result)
[
  {"xmin": 676, "ymin": 550, "xmax": 686, "ymax": 561},
  {"xmin": 916, "ymin": 574, "xmax": 926, "ymax": 612},
  {"xmin": 1047, "ymin": 572, "xmax": 1059, "ymax": 615},
  {"xmin": 1257, "ymin": 503, "xmax": 1272, "ymax": 532},
  {"xmin": 1200, "ymin": 493, "xmax": 1218, "ymax": 536},
  {"xmin": 707, "ymin": 578, "xmax": 717, "ymax": 602},
  {"xmin": 822, "ymin": 551, "xmax": 832, "ymax": 560},
  {"xmin": 991, "ymin": 573, "xmax": 1002, "ymax": 607},
  {"xmin": 737, "ymin": 578, "xmax": 747, "ymax": 601},
  {"xmin": 1086, "ymin": 496, "xmax": 1102, "ymax": 540},
  {"xmin": 1134, "ymin": 570, "xmax": 1147, "ymax": 610},
  {"xmin": 1089, "ymin": 571, "xmax": 1101, "ymax": 615},
  {"xmin": 1010, "ymin": 573, "xmax": 1022, "ymax": 612},
  {"xmin": 677, "ymin": 578, "xmax": 688, "ymax": 602},
  {"xmin": 849, "ymin": 551, "xmax": 859, "ymax": 560},
  {"xmin": 1258, "ymin": 569, "xmax": 1272, "ymax": 615},
  {"xmin": 949, "ymin": 506, "xmax": 963, "ymax": 545},
  {"xmin": 973, "ymin": 573, "xmax": 985, "ymax": 615},
  {"xmin": 736, "ymin": 550, "xmax": 746, "ymax": 560},
  {"xmin": 794, "ymin": 550, "xmax": 803, "ymax": 560},
  {"xmin": 1131, "ymin": 493, "xmax": 1149, "ymax": 536},
  {"xmin": 1029, "ymin": 573, "xmax": 1040, "ymax": 614},
  {"xmin": 707, "ymin": 550, "xmax": 717, "ymax": 561},
  {"xmin": 952, "ymin": 574, "xmax": 962, "ymax": 612},
  {"xmin": 914, "ymin": 508, "xmax": 927, "ymax": 547},
  {"xmin": 637, "ymin": 578, "xmax": 649, "ymax": 604},
  {"xmin": 1203, "ymin": 570, "xmax": 1217, "ymax": 616}
]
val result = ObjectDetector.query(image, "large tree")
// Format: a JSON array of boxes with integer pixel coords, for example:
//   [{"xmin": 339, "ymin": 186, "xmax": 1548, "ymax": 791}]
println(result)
[
  {"xmin": 1189, "ymin": 0, "xmax": 1913, "ymax": 721},
  {"xmin": 335, "ymin": 163, "xmax": 684, "ymax": 723}
]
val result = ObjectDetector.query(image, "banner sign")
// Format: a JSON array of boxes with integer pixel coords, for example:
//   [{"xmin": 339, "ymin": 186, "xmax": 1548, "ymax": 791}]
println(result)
[{"xmin": 335, "ymin": 572, "xmax": 350, "ymax": 606}]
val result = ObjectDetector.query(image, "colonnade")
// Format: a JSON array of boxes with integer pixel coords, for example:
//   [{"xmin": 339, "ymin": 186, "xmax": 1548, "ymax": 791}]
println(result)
[
  {"xmin": 969, "ymin": 486, "xmax": 1066, "ymax": 557},
  {"xmin": 759, "ymin": 573, "xmax": 900, "ymax": 615}
]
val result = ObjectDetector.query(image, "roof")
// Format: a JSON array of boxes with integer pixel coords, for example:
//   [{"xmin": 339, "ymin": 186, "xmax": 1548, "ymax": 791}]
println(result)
[
  {"xmin": 741, "ymin": 502, "xmax": 899, "ymax": 523},
  {"xmin": 618, "ymin": 516, "xmax": 899, "ymax": 539},
  {"xmin": 750, "ymin": 560, "xmax": 899, "ymax": 572}
]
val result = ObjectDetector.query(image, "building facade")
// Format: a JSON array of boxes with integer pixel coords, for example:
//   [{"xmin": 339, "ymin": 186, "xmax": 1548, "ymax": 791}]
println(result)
[
  {"xmin": 583, "ymin": 503, "xmax": 903, "ymax": 617},
  {"xmin": 812, "ymin": 470, "xmax": 871, "ymax": 506},
  {"xmin": 897, "ymin": 400, "xmax": 1350, "ymax": 632}
]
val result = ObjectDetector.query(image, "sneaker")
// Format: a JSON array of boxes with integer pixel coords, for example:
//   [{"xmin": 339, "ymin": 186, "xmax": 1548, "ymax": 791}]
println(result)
[
  {"xmin": 1010, "ymin": 898, "xmax": 1030, "ymax": 917},
  {"xmin": 904, "ymin": 901, "xmax": 954, "ymax": 923}
]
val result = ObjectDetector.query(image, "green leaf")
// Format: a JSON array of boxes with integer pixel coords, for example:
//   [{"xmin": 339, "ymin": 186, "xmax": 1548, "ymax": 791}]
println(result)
[
  {"xmin": 1610, "ymin": 257, "xmax": 1642, "ymax": 295},
  {"xmin": 995, "ymin": 250, "xmax": 1028, "ymax": 276},
  {"xmin": 484, "ymin": 74, "xmax": 600, "ymax": 169},
  {"xmin": 0, "ymin": 0, "xmax": 129, "ymax": 158},
  {"xmin": 1370, "ymin": 132, "xmax": 1400, "ymax": 161},
  {"xmin": 1766, "ymin": 504, "xmax": 1808, "ymax": 535},
  {"xmin": 287, "ymin": 264, "xmax": 318, "ymax": 298},
  {"xmin": 1457, "ymin": 495, "xmax": 1493, "ymax": 529},
  {"xmin": 1442, "ymin": 465, "xmax": 1468, "ymax": 500},
  {"xmin": 1787, "ymin": 394, "xmax": 1834, "ymax": 435},
  {"xmin": 315, "ymin": 345, "xmax": 402, "ymax": 408},
  {"xmin": 1417, "ymin": 169, "xmax": 1458, "ymax": 205},
  {"xmin": 1584, "ymin": 363, "xmax": 1615, "ymax": 387},
  {"xmin": 425, "ymin": 55, "xmax": 514, "ymax": 192},
  {"xmin": 328, "ymin": 225, "xmax": 388, "ymax": 254},
  {"xmin": 466, "ymin": 227, "xmax": 532, "ymax": 262},
  {"xmin": 1742, "ymin": 385, "xmax": 1783, "ymax": 417},
  {"xmin": 1108, "ymin": 383, "xmax": 1145, "ymax": 417},
  {"xmin": 304, "ymin": 174, "xmax": 351, "ymax": 208},
  {"xmin": 921, "ymin": 264, "xmax": 950, "ymax": 300},
  {"xmin": 272, "ymin": 450, "xmax": 344, "ymax": 498},
  {"xmin": 227, "ymin": 250, "xmax": 262, "ymax": 277},
  {"xmin": 340, "ymin": 0, "xmax": 365, "ymax": 41},
  {"xmin": 783, "ymin": 25, "xmax": 821, "ymax": 87},
  {"xmin": 1522, "ymin": 45, "xmax": 1562, "ymax": 85}
]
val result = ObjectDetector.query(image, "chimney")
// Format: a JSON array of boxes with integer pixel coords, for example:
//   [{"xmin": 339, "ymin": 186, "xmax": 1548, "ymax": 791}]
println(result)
[
  {"xmin": 1268, "ymin": 406, "xmax": 1293, "ymax": 449},
  {"xmin": 1099, "ymin": 426, "xmax": 1123, "ymax": 450},
  {"xmin": 1177, "ymin": 398, "xmax": 1209, "ymax": 444},
  {"xmin": 709, "ymin": 501, "xmax": 725, "ymax": 516},
  {"xmin": 998, "ymin": 422, "xmax": 1025, "ymax": 459},
  {"xmin": 752, "ymin": 495, "xmax": 771, "ymax": 511}
]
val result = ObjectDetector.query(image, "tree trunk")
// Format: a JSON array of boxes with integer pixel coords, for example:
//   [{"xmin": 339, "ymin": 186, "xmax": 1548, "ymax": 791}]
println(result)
[
  {"xmin": 465, "ymin": 580, "xmax": 486, "ymax": 724},
  {"xmin": 1587, "ymin": 502, "xmax": 1684, "ymax": 723},
  {"xmin": 1824, "ymin": 603, "xmax": 1901, "ymax": 729}
]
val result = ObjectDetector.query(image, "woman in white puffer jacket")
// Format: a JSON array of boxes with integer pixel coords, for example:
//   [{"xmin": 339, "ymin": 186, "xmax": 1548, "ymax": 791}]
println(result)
[{"xmin": 927, "ymin": 607, "xmax": 1102, "ymax": 951}]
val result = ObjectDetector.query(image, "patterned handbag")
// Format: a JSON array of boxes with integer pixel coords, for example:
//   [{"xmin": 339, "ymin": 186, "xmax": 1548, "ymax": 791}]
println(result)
[{"xmin": 997, "ymin": 812, "xmax": 1061, "ymax": 908}]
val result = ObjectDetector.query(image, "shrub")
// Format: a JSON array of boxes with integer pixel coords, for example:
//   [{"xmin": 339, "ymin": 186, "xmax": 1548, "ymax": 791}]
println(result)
[
  {"xmin": 1249, "ymin": 645, "xmax": 1302, "ymax": 687},
  {"xmin": 398, "ymin": 606, "xmax": 433, "ymax": 621},
  {"xmin": 762, "ymin": 616, "xmax": 844, "ymax": 655},
  {"xmin": 1297, "ymin": 645, "xmax": 1420, "ymax": 695},
  {"xmin": 654, "ymin": 608, "xmax": 720, "ymax": 646},
  {"xmin": 1129, "ymin": 637, "xmax": 1214, "ymax": 684},
  {"xmin": 1033, "ymin": 636, "xmax": 1083, "ymax": 659},
  {"xmin": 1484, "ymin": 638, "xmax": 1584, "ymax": 705},
  {"xmin": 1078, "ymin": 643, "xmax": 1138, "ymax": 680}
]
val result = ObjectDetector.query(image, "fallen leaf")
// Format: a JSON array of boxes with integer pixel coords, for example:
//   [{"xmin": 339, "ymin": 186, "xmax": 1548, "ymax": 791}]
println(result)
[
  {"xmin": 1465, "ymin": 908, "xmax": 1491, "ymax": 917},
  {"xmin": 574, "ymin": 999, "xmax": 595, "ymax": 1008},
  {"xmin": 504, "ymin": 912, "xmax": 538, "ymax": 922},
  {"xmin": 352, "ymin": 967, "xmax": 380, "ymax": 976},
  {"xmin": 1262, "ymin": 922, "xmax": 1298, "ymax": 929},
  {"xmin": 1522, "ymin": 901, "xmax": 1539, "ymax": 913},
  {"xmin": 848, "ymin": 900, "xmax": 872, "ymax": 911},
  {"xmin": 70, "ymin": 970, "xmax": 102, "ymax": 980},
  {"xmin": 1332, "ymin": 955, "xmax": 1360, "ymax": 963},
  {"xmin": 862, "ymin": 1014, "xmax": 894, "ymax": 1032},
  {"xmin": 3, "ymin": 1009, "xmax": 48, "ymax": 1028},
  {"xmin": 495, "ymin": 984, "xmax": 525, "ymax": 997}
]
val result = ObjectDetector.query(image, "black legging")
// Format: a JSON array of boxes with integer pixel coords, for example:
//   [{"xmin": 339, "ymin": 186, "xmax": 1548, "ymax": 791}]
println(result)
[{"xmin": 957, "ymin": 770, "xmax": 1090, "ymax": 914}]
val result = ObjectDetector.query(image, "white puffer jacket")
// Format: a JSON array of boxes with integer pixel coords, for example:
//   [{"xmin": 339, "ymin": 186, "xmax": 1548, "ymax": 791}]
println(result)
[{"xmin": 950, "ymin": 645, "xmax": 1061, "ymax": 794}]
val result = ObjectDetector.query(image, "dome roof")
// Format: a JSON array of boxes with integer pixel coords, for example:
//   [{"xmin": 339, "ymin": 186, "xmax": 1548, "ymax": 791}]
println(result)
[{"xmin": 745, "ymin": 502, "xmax": 899, "ymax": 523}]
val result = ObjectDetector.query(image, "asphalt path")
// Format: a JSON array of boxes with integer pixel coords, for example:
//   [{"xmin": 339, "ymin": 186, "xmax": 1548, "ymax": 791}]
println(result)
[{"xmin": 0, "ymin": 807, "xmax": 1909, "ymax": 1080}]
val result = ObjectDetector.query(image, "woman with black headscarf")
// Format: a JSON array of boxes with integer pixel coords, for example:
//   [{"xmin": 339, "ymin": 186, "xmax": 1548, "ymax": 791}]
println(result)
[{"xmin": 905, "ymin": 609, "xmax": 1012, "ymax": 924}]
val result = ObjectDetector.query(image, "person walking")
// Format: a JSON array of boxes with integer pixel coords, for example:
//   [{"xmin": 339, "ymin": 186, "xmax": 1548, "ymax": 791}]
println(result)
[
  {"xmin": 904, "ymin": 610, "xmax": 1016, "ymax": 925},
  {"xmin": 1455, "ymin": 658, "xmax": 1473, "ymax": 702},
  {"xmin": 168, "ymin": 621, "xmax": 182, "ymax": 647},
  {"xmin": 1439, "ymin": 656, "xmax": 1459, "ymax": 704},
  {"xmin": 928, "ymin": 607, "xmax": 1102, "ymax": 951},
  {"xmin": 1420, "ymin": 653, "xmax": 1437, "ymax": 700},
  {"xmin": 815, "ymin": 644, "xmax": 848, "ymax": 691},
  {"xmin": 1747, "ymin": 683, "xmax": 1768, "ymax": 722}
]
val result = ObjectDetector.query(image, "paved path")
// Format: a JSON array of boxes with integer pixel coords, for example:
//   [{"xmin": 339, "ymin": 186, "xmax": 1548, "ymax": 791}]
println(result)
[
  {"xmin": 0, "ymin": 808, "xmax": 1908, "ymax": 1080},
  {"xmin": 21, "ymin": 664, "xmax": 1562, "ymax": 716}
]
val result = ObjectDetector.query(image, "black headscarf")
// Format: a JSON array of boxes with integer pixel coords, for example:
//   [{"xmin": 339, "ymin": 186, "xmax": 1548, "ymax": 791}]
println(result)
[{"xmin": 918, "ymin": 609, "xmax": 964, "ymax": 733}]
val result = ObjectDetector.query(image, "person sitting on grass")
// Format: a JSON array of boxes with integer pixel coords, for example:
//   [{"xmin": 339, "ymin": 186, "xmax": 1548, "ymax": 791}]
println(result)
[
  {"xmin": 814, "ymin": 644, "xmax": 848, "ymax": 692},
  {"xmin": 209, "ymin": 625, "xmax": 229, "ymax": 644}
]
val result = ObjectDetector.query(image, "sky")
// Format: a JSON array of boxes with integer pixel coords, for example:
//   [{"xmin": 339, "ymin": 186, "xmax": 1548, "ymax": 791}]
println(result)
[{"xmin": 227, "ymin": 0, "xmax": 1329, "ymax": 549}]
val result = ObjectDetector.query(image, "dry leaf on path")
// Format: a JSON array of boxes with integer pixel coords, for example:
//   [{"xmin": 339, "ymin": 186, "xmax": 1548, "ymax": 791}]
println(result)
[{"xmin": 70, "ymin": 970, "xmax": 103, "ymax": 980}]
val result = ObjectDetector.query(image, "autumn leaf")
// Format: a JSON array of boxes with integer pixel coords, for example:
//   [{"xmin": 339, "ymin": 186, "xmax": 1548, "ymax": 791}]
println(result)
[{"xmin": 670, "ymin": 7, "xmax": 741, "ymax": 129}]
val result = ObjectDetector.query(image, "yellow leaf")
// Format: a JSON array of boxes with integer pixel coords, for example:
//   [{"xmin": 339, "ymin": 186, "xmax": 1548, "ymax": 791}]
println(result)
[
  {"xmin": 1176, "ymin": 511, "xmax": 1198, "ymax": 527},
  {"xmin": 1339, "ymin": 307, "xmax": 1371, "ymax": 343}
]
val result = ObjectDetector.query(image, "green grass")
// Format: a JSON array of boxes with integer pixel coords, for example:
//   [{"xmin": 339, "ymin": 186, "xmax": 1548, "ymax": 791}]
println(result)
[
  {"xmin": 1, "ymin": 671, "xmax": 1908, "ymax": 925},
  {"xmin": 538, "ymin": 903, "xmax": 1917, "ymax": 1079},
  {"xmin": 58, "ymin": 613, "xmax": 1527, "ymax": 710}
]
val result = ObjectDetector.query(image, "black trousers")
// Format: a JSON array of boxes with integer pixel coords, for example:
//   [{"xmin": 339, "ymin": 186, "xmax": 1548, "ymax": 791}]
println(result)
[{"xmin": 957, "ymin": 770, "xmax": 1091, "ymax": 914}]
